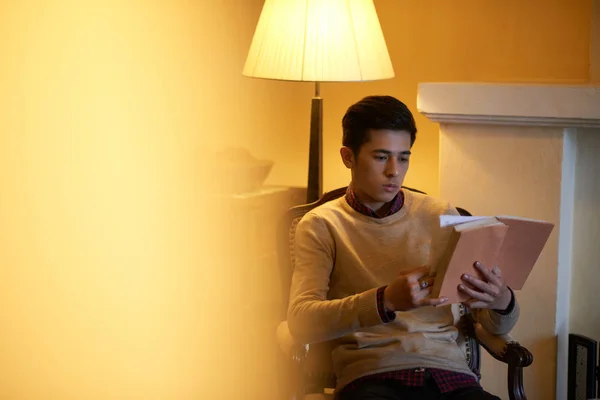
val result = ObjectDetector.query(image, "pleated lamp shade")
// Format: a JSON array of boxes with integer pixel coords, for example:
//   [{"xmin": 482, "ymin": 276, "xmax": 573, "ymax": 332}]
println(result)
[{"xmin": 243, "ymin": 0, "xmax": 395, "ymax": 82}]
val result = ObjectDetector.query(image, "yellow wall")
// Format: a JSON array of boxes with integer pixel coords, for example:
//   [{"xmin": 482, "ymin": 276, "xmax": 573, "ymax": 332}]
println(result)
[
  {"xmin": 300, "ymin": 0, "xmax": 592, "ymax": 197},
  {"xmin": 0, "ymin": 1, "xmax": 303, "ymax": 398},
  {"xmin": 592, "ymin": 0, "xmax": 600, "ymax": 83},
  {"xmin": 439, "ymin": 124, "xmax": 564, "ymax": 399}
]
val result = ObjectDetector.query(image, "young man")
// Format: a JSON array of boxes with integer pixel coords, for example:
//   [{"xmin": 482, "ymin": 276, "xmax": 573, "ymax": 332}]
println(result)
[{"xmin": 287, "ymin": 95, "xmax": 518, "ymax": 400}]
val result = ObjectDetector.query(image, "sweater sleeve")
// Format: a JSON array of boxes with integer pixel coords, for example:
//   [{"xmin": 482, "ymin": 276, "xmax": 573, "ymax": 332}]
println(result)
[
  {"xmin": 287, "ymin": 212, "xmax": 386, "ymax": 344},
  {"xmin": 472, "ymin": 288, "xmax": 520, "ymax": 335}
]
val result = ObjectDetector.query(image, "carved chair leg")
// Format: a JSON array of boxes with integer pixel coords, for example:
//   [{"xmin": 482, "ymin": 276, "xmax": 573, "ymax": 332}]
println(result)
[
  {"xmin": 508, "ymin": 365, "xmax": 526, "ymax": 400},
  {"xmin": 276, "ymin": 347, "xmax": 304, "ymax": 400},
  {"xmin": 506, "ymin": 343, "xmax": 533, "ymax": 400},
  {"xmin": 293, "ymin": 362, "xmax": 305, "ymax": 400},
  {"xmin": 294, "ymin": 381, "xmax": 304, "ymax": 400}
]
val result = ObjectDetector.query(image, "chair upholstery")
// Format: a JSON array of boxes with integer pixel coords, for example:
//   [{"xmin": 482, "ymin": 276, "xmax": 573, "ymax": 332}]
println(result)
[{"xmin": 275, "ymin": 186, "xmax": 533, "ymax": 400}]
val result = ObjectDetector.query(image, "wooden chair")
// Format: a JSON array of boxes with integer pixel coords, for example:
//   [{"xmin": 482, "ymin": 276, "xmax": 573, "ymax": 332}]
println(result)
[{"xmin": 275, "ymin": 186, "xmax": 533, "ymax": 400}]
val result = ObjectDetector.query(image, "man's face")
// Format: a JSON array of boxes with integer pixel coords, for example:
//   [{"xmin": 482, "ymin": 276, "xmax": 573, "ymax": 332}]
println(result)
[{"xmin": 341, "ymin": 129, "xmax": 412, "ymax": 212}]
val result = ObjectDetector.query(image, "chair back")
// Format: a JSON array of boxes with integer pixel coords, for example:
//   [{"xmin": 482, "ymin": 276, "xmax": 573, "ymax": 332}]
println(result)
[
  {"xmin": 276, "ymin": 187, "xmax": 347, "ymax": 318},
  {"xmin": 276, "ymin": 186, "xmax": 481, "ymax": 392}
]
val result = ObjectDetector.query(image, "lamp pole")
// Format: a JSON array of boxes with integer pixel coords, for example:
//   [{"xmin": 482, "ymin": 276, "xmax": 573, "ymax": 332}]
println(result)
[{"xmin": 307, "ymin": 81, "xmax": 323, "ymax": 203}]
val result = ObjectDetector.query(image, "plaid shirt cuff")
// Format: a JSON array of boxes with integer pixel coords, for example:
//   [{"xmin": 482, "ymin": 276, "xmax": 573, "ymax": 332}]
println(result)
[
  {"xmin": 376, "ymin": 286, "xmax": 396, "ymax": 323},
  {"xmin": 494, "ymin": 287, "xmax": 515, "ymax": 315}
]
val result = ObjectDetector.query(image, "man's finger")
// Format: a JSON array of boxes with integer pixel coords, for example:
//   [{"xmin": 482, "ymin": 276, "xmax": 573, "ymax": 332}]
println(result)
[
  {"xmin": 463, "ymin": 299, "xmax": 488, "ymax": 309},
  {"xmin": 413, "ymin": 287, "xmax": 432, "ymax": 301},
  {"xmin": 410, "ymin": 281, "xmax": 420, "ymax": 292},
  {"xmin": 461, "ymin": 274, "xmax": 496, "ymax": 296},
  {"xmin": 414, "ymin": 276, "xmax": 436, "ymax": 291},
  {"xmin": 492, "ymin": 265, "xmax": 502, "ymax": 277},
  {"xmin": 417, "ymin": 297, "xmax": 448, "ymax": 307},
  {"xmin": 474, "ymin": 262, "xmax": 502, "ymax": 286},
  {"xmin": 423, "ymin": 277, "xmax": 435, "ymax": 287},
  {"xmin": 458, "ymin": 283, "xmax": 494, "ymax": 303},
  {"xmin": 405, "ymin": 266, "xmax": 431, "ymax": 283}
]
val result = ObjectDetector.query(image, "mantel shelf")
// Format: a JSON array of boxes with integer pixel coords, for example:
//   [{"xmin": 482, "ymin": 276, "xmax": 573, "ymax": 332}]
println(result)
[{"xmin": 417, "ymin": 83, "xmax": 600, "ymax": 128}]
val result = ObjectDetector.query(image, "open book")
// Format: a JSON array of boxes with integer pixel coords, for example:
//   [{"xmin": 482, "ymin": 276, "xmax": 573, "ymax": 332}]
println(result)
[{"xmin": 430, "ymin": 215, "xmax": 555, "ymax": 305}]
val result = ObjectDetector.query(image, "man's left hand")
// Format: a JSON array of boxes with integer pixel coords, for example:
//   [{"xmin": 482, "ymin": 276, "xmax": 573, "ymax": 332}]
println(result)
[{"xmin": 458, "ymin": 261, "xmax": 512, "ymax": 310}]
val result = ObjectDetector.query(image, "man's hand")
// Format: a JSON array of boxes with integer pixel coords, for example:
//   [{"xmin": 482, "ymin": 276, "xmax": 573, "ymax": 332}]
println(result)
[
  {"xmin": 383, "ymin": 266, "xmax": 448, "ymax": 312},
  {"xmin": 458, "ymin": 261, "xmax": 512, "ymax": 310}
]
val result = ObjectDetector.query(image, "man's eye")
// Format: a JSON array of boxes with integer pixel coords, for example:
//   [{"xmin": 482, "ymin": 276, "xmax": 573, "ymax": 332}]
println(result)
[
  {"xmin": 399, "ymin": 157, "xmax": 409, "ymax": 163},
  {"xmin": 375, "ymin": 156, "xmax": 387, "ymax": 161}
]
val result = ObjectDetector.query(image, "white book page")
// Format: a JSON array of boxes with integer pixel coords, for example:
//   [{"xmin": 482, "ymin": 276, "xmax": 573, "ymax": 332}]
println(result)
[{"xmin": 439, "ymin": 215, "xmax": 490, "ymax": 228}]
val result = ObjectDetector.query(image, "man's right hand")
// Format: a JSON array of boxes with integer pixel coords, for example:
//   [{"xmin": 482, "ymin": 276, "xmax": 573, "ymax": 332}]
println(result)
[{"xmin": 383, "ymin": 266, "xmax": 448, "ymax": 312}]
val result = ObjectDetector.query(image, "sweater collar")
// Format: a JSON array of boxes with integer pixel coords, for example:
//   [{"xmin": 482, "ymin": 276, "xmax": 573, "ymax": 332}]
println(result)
[{"xmin": 344, "ymin": 184, "xmax": 404, "ymax": 219}]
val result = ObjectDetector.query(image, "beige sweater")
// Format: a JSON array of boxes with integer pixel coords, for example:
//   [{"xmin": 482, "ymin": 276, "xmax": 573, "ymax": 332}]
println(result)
[{"xmin": 287, "ymin": 190, "xmax": 520, "ymax": 391}]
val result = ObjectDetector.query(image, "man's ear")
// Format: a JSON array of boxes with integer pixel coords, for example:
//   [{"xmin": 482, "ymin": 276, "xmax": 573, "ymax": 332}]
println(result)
[{"xmin": 340, "ymin": 146, "xmax": 355, "ymax": 169}]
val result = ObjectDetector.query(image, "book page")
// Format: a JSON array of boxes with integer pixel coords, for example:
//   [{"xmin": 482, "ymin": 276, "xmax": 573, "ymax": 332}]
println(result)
[{"xmin": 439, "ymin": 215, "xmax": 490, "ymax": 228}]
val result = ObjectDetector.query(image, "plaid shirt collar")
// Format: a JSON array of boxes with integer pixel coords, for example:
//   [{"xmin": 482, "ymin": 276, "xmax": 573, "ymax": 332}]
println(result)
[{"xmin": 345, "ymin": 184, "xmax": 404, "ymax": 218}]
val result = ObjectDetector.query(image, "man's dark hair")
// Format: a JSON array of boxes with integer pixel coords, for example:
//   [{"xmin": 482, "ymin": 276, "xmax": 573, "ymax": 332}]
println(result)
[{"xmin": 342, "ymin": 95, "xmax": 417, "ymax": 156}]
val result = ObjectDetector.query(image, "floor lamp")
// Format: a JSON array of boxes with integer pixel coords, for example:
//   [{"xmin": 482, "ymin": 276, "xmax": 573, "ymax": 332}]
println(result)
[{"xmin": 243, "ymin": 0, "xmax": 394, "ymax": 203}]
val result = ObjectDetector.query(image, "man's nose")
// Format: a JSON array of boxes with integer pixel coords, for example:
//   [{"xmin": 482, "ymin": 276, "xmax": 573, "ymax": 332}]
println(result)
[{"xmin": 385, "ymin": 159, "xmax": 399, "ymax": 177}]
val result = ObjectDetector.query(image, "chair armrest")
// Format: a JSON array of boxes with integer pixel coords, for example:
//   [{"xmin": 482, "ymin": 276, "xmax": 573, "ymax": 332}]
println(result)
[
  {"xmin": 276, "ymin": 321, "xmax": 309, "ymax": 362},
  {"xmin": 473, "ymin": 323, "xmax": 532, "ymax": 400},
  {"xmin": 473, "ymin": 323, "xmax": 533, "ymax": 367},
  {"xmin": 275, "ymin": 321, "xmax": 309, "ymax": 400},
  {"xmin": 275, "ymin": 321, "xmax": 336, "ymax": 399}
]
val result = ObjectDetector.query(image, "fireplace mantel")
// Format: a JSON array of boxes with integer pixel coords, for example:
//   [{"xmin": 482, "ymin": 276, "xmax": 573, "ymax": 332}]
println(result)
[
  {"xmin": 418, "ymin": 82, "xmax": 600, "ymax": 128},
  {"xmin": 417, "ymin": 82, "xmax": 600, "ymax": 400}
]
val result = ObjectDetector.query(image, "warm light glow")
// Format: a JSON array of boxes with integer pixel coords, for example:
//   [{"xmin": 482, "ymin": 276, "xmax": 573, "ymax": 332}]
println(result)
[{"xmin": 243, "ymin": 0, "xmax": 394, "ymax": 82}]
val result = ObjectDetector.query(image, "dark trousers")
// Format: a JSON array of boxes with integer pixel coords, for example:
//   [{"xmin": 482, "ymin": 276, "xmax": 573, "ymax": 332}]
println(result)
[{"xmin": 336, "ymin": 379, "xmax": 501, "ymax": 400}]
